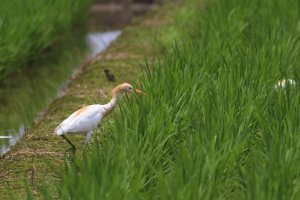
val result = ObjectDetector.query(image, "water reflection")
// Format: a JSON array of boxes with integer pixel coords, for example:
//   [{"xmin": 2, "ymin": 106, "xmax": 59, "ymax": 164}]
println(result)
[
  {"xmin": 1, "ymin": 125, "xmax": 25, "ymax": 155},
  {"xmin": 87, "ymin": 31, "xmax": 121, "ymax": 56}
]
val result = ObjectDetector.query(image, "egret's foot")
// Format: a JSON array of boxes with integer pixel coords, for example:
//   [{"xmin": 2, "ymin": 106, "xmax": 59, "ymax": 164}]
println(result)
[
  {"xmin": 65, "ymin": 147, "xmax": 76, "ymax": 161},
  {"xmin": 61, "ymin": 135, "xmax": 76, "ymax": 155},
  {"xmin": 66, "ymin": 146, "xmax": 76, "ymax": 153}
]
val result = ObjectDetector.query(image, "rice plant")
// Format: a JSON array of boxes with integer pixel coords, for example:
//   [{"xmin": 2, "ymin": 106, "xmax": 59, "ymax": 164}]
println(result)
[{"xmin": 39, "ymin": 0, "xmax": 300, "ymax": 199}]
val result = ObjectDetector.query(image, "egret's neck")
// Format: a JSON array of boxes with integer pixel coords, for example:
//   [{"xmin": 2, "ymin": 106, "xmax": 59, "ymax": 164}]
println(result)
[{"xmin": 103, "ymin": 92, "xmax": 120, "ymax": 112}]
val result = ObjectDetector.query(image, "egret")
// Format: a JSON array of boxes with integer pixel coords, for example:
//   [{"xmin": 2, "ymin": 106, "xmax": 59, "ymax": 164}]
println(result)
[
  {"xmin": 274, "ymin": 79, "xmax": 296, "ymax": 90},
  {"xmin": 54, "ymin": 83, "xmax": 144, "ymax": 152}
]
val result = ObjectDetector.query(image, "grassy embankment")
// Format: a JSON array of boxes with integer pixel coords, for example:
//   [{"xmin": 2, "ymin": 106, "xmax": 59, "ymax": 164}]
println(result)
[
  {"xmin": 0, "ymin": 0, "xmax": 92, "ymax": 79},
  {"xmin": 0, "ymin": 2, "xmax": 178, "ymax": 199},
  {"xmin": 44, "ymin": 0, "xmax": 300, "ymax": 199}
]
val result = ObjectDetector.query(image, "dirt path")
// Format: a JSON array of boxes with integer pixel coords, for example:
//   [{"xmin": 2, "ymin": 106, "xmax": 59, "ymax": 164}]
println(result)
[{"xmin": 0, "ymin": 5, "xmax": 173, "ymax": 199}]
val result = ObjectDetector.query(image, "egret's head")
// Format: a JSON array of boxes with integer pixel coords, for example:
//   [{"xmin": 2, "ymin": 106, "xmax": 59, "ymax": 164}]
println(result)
[{"xmin": 113, "ymin": 83, "xmax": 145, "ymax": 96}]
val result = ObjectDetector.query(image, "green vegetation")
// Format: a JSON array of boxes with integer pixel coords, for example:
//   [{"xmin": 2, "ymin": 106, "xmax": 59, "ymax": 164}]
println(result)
[
  {"xmin": 0, "ymin": 0, "xmax": 92, "ymax": 79},
  {"xmin": 1, "ymin": 0, "xmax": 299, "ymax": 198},
  {"xmin": 47, "ymin": 0, "xmax": 300, "ymax": 199}
]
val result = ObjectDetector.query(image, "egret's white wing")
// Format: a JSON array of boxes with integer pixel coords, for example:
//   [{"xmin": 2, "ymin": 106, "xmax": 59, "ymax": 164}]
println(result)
[{"xmin": 55, "ymin": 105, "xmax": 105, "ymax": 135}]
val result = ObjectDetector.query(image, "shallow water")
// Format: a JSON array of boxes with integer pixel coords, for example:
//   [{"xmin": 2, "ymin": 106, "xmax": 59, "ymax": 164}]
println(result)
[
  {"xmin": 87, "ymin": 31, "xmax": 122, "ymax": 57},
  {"xmin": 0, "ymin": 125, "xmax": 25, "ymax": 155}
]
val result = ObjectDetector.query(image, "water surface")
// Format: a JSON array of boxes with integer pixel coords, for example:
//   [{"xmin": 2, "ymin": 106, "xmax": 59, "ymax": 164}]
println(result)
[{"xmin": 87, "ymin": 31, "xmax": 121, "ymax": 57}]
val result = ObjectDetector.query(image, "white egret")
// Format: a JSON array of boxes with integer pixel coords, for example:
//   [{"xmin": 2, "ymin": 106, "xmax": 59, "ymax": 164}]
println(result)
[
  {"xmin": 274, "ymin": 79, "xmax": 296, "ymax": 90},
  {"xmin": 54, "ymin": 83, "xmax": 144, "ymax": 151}
]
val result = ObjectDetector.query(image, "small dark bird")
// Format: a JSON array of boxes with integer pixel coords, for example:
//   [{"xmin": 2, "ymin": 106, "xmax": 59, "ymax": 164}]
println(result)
[{"xmin": 104, "ymin": 69, "xmax": 116, "ymax": 82}]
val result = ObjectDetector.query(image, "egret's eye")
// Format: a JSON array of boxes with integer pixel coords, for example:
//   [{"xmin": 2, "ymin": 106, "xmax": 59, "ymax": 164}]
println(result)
[{"xmin": 128, "ymin": 86, "xmax": 133, "ymax": 90}]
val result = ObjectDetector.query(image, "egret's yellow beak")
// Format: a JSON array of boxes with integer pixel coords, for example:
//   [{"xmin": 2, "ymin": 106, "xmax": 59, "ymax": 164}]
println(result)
[{"xmin": 135, "ymin": 89, "xmax": 145, "ymax": 95}]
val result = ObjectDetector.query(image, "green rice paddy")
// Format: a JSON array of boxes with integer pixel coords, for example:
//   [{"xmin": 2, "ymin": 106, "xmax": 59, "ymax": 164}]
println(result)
[
  {"xmin": 1, "ymin": 0, "xmax": 299, "ymax": 199},
  {"xmin": 48, "ymin": 0, "xmax": 300, "ymax": 199}
]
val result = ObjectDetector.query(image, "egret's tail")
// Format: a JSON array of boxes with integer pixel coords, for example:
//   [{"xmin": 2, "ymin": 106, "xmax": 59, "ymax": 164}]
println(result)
[{"xmin": 54, "ymin": 125, "xmax": 65, "ymax": 136}]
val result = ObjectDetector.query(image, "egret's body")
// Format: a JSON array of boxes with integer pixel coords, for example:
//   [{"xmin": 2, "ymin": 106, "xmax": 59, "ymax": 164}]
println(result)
[
  {"xmin": 54, "ymin": 83, "xmax": 143, "ymax": 151},
  {"xmin": 274, "ymin": 79, "xmax": 296, "ymax": 90},
  {"xmin": 55, "ymin": 104, "xmax": 113, "ymax": 142}
]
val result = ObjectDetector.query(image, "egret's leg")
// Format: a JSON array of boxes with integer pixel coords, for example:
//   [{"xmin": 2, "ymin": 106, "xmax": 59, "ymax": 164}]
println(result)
[
  {"xmin": 61, "ymin": 135, "xmax": 76, "ymax": 152},
  {"xmin": 85, "ymin": 130, "xmax": 93, "ymax": 144}
]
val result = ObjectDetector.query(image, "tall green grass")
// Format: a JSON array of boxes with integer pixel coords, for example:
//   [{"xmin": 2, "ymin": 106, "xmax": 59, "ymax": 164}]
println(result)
[
  {"xmin": 0, "ymin": 0, "xmax": 92, "ymax": 79},
  {"xmin": 43, "ymin": 0, "xmax": 300, "ymax": 199}
]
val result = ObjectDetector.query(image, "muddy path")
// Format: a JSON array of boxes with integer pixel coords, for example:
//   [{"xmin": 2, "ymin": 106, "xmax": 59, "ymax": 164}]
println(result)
[{"xmin": 0, "ymin": 2, "xmax": 173, "ymax": 198}]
